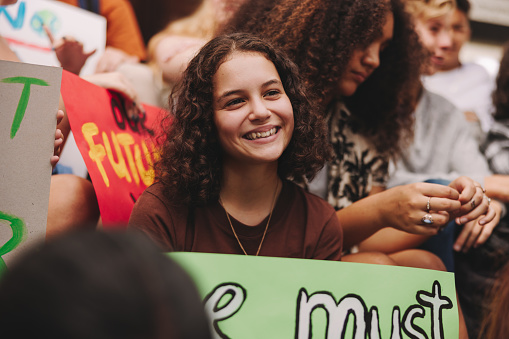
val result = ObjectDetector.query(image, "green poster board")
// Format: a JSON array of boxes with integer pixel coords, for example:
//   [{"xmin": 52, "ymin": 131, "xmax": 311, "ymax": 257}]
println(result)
[{"xmin": 171, "ymin": 252, "xmax": 458, "ymax": 339}]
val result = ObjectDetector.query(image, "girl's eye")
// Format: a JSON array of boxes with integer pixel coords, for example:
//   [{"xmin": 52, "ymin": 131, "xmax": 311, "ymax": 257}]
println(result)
[
  {"xmin": 225, "ymin": 98, "xmax": 244, "ymax": 108},
  {"xmin": 264, "ymin": 89, "xmax": 281, "ymax": 98},
  {"xmin": 428, "ymin": 25, "xmax": 440, "ymax": 34}
]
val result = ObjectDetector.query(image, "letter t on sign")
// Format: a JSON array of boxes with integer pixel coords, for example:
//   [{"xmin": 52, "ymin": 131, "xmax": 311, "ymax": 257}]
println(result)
[{"xmin": 1, "ymin": 77, "xmax": 49, "ymax": 139}]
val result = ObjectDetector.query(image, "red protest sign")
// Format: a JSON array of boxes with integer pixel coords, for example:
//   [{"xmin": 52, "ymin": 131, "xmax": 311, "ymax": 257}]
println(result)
[{"xmin": 60, "ymin": 71, "xmax": 165, "ymax": 227}]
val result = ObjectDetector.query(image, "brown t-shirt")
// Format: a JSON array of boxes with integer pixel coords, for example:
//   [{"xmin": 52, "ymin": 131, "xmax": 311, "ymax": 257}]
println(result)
[{"xmin": 129, "ymin": 180, "xmax": 342, "ymax": 260}]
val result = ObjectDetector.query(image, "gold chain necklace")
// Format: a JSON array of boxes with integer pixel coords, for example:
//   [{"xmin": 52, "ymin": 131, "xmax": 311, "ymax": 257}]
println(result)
[{"xmin": 219, "ymin": 180, "xmax": 279, "ymax": 256}]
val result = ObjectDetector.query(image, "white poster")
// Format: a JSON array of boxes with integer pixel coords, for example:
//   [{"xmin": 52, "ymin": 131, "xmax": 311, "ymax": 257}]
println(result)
[{"xmin": 0, "ymin": 0, "xmax": 106, "ymax": 75}]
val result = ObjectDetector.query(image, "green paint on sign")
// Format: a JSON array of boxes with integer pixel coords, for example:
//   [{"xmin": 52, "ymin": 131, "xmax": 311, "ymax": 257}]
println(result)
[
  {"xmin": 0, "ymin": 211, "xmax": 27, "ymax": 275},
  {"xmin": 1, "ymin": 76, "xmax": 49, "ymax": 139}
]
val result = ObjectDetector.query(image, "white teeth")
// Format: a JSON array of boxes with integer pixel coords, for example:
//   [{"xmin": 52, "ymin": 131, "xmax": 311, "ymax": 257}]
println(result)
[{"xmin": 247, "ymin": 127, "xmax": 277, "ymax": 140}]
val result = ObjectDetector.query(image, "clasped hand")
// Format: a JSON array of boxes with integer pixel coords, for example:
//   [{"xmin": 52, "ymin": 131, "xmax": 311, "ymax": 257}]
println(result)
[{"xmin": 382, "ymin": 176, "xmax": 496, "ymax": 252}]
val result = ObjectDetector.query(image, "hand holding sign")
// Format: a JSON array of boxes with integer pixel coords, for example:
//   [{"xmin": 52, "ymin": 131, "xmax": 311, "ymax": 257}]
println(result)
[
  {"xmin": 82, "ymin": 72, "xmax": 145, "ymax": 120},
  {"xmin": 51, "ymin": 109, "xmax": 65, "ymax": 168}
]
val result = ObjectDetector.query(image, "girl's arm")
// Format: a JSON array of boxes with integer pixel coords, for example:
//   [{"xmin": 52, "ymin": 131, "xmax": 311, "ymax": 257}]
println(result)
[
  {"xmin": 338, "ymin": 182, "xmax": 462, "ymax": 249},
  {"xmin": 153, "ymin": 36, "xmax": 206, "ymax": 84}
]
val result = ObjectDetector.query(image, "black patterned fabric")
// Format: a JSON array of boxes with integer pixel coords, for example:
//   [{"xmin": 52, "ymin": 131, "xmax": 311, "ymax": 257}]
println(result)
[{"xmin": 326, "ymin": 101, "xmax": 389, "ymax": 210}]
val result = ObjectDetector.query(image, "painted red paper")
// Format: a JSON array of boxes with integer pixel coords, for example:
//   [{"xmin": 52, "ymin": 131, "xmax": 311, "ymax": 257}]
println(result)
[{"xmin": 61, "ymin": 71, "xmax": 165, "ymax": 227}]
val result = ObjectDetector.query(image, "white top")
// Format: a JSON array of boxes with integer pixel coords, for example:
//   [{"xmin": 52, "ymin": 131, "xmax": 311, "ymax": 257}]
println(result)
[
  {"xmin": 388, "ymin": 89, "xmax": 492, "ymax": 188},
  {"xmin": 422, "ymin": 62, "xmax": 495, "ymax": 132}
]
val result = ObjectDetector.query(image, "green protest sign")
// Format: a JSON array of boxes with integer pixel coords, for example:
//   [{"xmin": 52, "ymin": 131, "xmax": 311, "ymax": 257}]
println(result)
[{"xmin": 170, "ymin": 252, "xmax": 458, "ymax": 339}]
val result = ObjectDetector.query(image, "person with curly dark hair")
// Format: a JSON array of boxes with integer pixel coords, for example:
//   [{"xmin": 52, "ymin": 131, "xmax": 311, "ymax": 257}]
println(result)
[
  {"xmin": 128, "ymin": 33, "xmax": 343, "ymax": 259},
  {"xmin": 224, "ymin": 0, "xmax": 489, "ymax": 257}
]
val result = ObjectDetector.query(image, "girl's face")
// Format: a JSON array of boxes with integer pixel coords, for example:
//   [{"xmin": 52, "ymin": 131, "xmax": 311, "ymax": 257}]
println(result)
[
  {"xmin": 212, "ymin": 52, "xmax": 294, "ymax": 166},
  {"xmin": 337, "ymin": 11, "xmax": 394, "ymax": 97},
  {"xmin": 414, "ymin": 12, "xmax": 454, "ymax": 75}
]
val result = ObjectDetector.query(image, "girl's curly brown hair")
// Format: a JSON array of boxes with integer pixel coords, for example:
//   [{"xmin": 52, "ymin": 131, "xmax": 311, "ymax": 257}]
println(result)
[
  {"xmin": 156, "ymin": 33, "xmax": 332, "ymax": 205},
  {"xmin": 224, "ymin": 0, "xmax": 424, "ymax": 158},
  {"xmin": 493, "ymin": 42, "xmax": 509, "ymax": 121}
]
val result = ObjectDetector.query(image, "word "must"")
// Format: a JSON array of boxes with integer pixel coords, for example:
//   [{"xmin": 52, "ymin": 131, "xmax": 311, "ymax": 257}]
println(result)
[{"xmin": 204, "ymin": 281, "xmax": 453, "ymax": 339}]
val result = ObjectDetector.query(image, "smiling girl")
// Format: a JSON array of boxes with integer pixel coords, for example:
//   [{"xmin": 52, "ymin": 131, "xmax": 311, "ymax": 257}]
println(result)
[{"xmin": 129, "ymin": 33, "xmax": 343, "ymax": 259}]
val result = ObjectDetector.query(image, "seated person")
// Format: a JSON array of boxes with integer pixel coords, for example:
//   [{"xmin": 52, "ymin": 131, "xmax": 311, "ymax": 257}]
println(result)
[
  {"xmin": 387, "ymin": 0, "xmax": 501, "ymax": 256},
  {"xmin": 422, "ymin": 0, "xmax": 494, "ymax": 142},
  {"xmin": 0, "ymin": 230, "xmax": 211, "ymax": 339},
  {"xmin": 129, "ymin": 33, "xmax": 343, "ymax": 260}
]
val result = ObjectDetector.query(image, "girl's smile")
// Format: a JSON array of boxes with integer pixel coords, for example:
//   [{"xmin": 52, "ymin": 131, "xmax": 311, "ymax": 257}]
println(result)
[{"xmin": 213, "ymin": 51, "xmax": 294, "ymax": 165}]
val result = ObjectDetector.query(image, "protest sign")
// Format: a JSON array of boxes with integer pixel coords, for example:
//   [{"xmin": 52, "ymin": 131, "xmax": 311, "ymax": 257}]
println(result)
[
  {"xmin": 171, "ymin": 252, "xmax": 459, "ymax": 339},
  {"xmin": 60, "ymin": 71, "xmax": 164, "ymax": 226},
  {"xmin": 0, "ymin": 0, "xmax": 106, "ymax": 75},
  {"xmin": 0, "ymin": 60, "xmax": 61, "ymax": 271}
]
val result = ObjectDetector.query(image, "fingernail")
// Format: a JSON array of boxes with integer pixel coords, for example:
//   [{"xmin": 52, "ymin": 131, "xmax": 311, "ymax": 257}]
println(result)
[
  {"xmin": 479, "ymin": 219, "xmax": 487, "ymax": 225},
  {"xmin": 454, "ymin": 244, "xmax": 461, "ymax": 251},
  {"xmin": 460, "ymin": 217, "xmax": 468, "ymax": 224}
]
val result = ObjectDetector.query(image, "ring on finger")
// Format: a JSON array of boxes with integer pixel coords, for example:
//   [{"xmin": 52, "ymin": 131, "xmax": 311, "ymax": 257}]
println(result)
[
  {"xmin": 427, "ymin": 197, "xmax": 431, "ymax": 213},
  {"xmin": 422, "ymin": 213, "xmax": 434, "ymax": 225},
  {"xmin": 471, "ymin": 199, "xmax": 476, "ymax": 209}
]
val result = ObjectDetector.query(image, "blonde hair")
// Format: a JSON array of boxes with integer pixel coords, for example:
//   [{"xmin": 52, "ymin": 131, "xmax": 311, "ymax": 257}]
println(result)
[
  {"xmin": 403, "ymin": 0, "xmax": 456, "ymax": 21},
  {"xmin": 147, "ymin": 1, "xmax": 217, "ymax": 63}
]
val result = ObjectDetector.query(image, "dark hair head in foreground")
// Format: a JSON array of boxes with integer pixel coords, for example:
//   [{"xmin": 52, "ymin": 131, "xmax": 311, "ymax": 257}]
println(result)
[{"xmin": 0, "ymin": 230, "xmax": 211, "ymax": 339}]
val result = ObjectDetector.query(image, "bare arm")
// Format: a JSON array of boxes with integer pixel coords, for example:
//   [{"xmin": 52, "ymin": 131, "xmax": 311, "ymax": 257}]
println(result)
[
  {"xmin": 484, "ymin": 175, "xmax": 509, "ymax": 203},
  {"xmin": 338, "ymin": 182, "xmax": 461, "ymax": 249},
  {"xmin": 152, "ymin": 36, "xmax": 206, "ymax": 84}
]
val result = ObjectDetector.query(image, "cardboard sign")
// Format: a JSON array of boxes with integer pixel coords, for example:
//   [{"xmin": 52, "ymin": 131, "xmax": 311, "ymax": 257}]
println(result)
[
  {"xmin": 171, "ymin": 252, "xmax": 459, "ymax": 339},
  {"xmin": 0, "ymin": 0, "xmax": 106, "ymax": 75},
  {"xmin": 0, "ymin": 60, "xmax": 62, "ymax": 271},
  {"xmin": 60, "ymin": 71, "xmax": 164, "ymax": 227}
]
